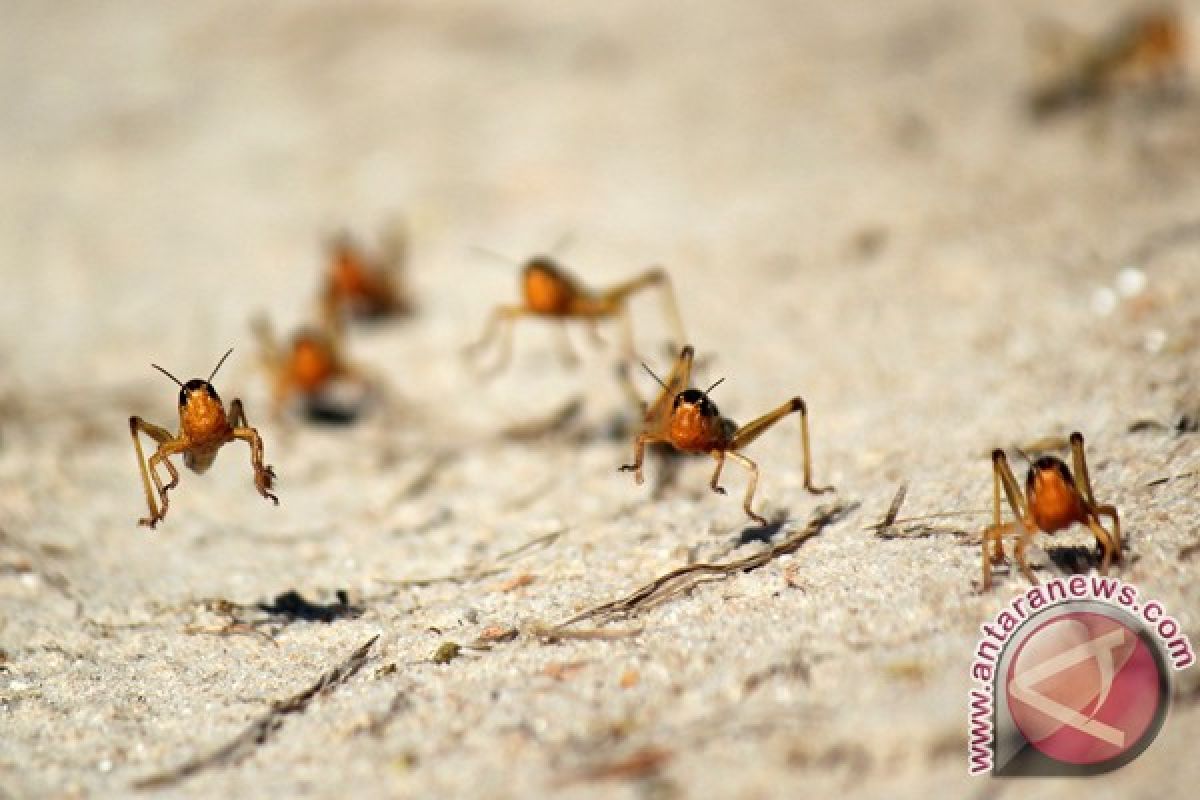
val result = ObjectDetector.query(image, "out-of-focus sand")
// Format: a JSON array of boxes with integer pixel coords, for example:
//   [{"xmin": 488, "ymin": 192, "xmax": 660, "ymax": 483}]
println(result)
[{"xmin": 1, "ymin": 2, "xmax": 1199, "ymax": 797}]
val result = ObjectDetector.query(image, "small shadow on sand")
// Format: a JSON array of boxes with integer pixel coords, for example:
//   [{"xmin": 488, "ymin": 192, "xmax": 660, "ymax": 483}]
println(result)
[
  {"xmin": 300, "ymin": 388, "xmax": 376, "ymax": 426},
  {"xmin": 984, "ymin": 544, "xmax": 1113, "ymax": 587},
  {"xmin": 257, "ymin": 589, "xmax": 364, "ymax": 623},
  {"xmin": 1045, "ymin": 542, "xmax": 1134, "ymax": 575},
  {"xmin": 1046, "ymin": 544, "xmax": 1103, "ymax": 576},
  {"xmin": 732, "ymin": 511, "xmax": 790, "ymax": 549},
  {"xmin": 302, "ymin": 404, "xmax": 362, "ymax": 426}
]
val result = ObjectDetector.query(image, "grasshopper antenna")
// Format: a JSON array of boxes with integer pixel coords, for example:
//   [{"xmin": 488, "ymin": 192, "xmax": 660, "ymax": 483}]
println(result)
[
  {"xmin": 1014, "ymin": 446, "xmax": 1036, "ymax": 469},
  {"xmin": 641, "ymin": 362, "xmax": 669, "ymax": 391},
  {"xmin": 703, "ymin": 377, "xmax": 726, "ymax": 397},
  {"xmin": 469, "ymin": 246, "xmax": 520, "ymax": 267},
  {"xmin": 208, "ymin": 348, "xmax": 235, "ymax": 383},
  {"xmin": 150, "ymin": 363, "xmax": 184, "ymax": 388}
]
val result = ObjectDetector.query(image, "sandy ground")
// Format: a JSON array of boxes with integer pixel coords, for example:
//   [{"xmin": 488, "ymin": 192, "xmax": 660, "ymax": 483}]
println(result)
[{"xmin": 2, "ymin": 1, "xmax": 1200, "ymax": 797}]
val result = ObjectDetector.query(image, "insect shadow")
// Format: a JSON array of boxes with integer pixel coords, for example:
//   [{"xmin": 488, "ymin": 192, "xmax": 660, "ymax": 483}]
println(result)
[
  {"xmin": 731, "ymin": 509, "xmax": 790, "ymax": 550},
  {"xmin": 1044, "ymin": 543, "xmax": 1125, "ymax": 577},
  {"xmin": 257, "ymin": 589, "xmax": 364, "ymax": 623}
]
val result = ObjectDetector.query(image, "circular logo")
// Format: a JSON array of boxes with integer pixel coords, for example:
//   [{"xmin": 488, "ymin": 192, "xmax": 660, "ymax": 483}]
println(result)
[{"xmin": 1005, "ymin": 609, "xmax": 1168, "ymax": 768}]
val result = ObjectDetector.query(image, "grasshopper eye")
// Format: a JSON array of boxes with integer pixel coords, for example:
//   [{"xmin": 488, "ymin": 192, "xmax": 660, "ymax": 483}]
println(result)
[
  {"xmin": 674, "ymin": 388, "xmax": 711, "ymax": 413},
  {"xmin": 179, "ymin": 379, "xmax": 219, "ymax": 408}
]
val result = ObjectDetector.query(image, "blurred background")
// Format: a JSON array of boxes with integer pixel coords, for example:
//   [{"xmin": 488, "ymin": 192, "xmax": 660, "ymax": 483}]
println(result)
[{"xmin": 3, "ymin": 1, "xmax": 1194, "ymax": 386}]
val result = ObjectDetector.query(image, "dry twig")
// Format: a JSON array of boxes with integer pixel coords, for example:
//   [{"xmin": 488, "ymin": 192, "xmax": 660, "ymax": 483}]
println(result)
[
  {"xmin": 378, "ymin": 529, "xmax": 565, "ymax": 588},
  {"xmin": 134, "ymin": 634, "xmax": 379, "ymax": 790},
  {"xmin": 544, "ymin": 502, "xmax": 853, "ymax": 634}
]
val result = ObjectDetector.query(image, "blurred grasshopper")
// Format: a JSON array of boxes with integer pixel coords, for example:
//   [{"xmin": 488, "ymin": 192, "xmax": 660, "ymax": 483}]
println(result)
[{"xmin": 1028, "ymin": 7, "xmax": 1187, "ymax": 118}]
